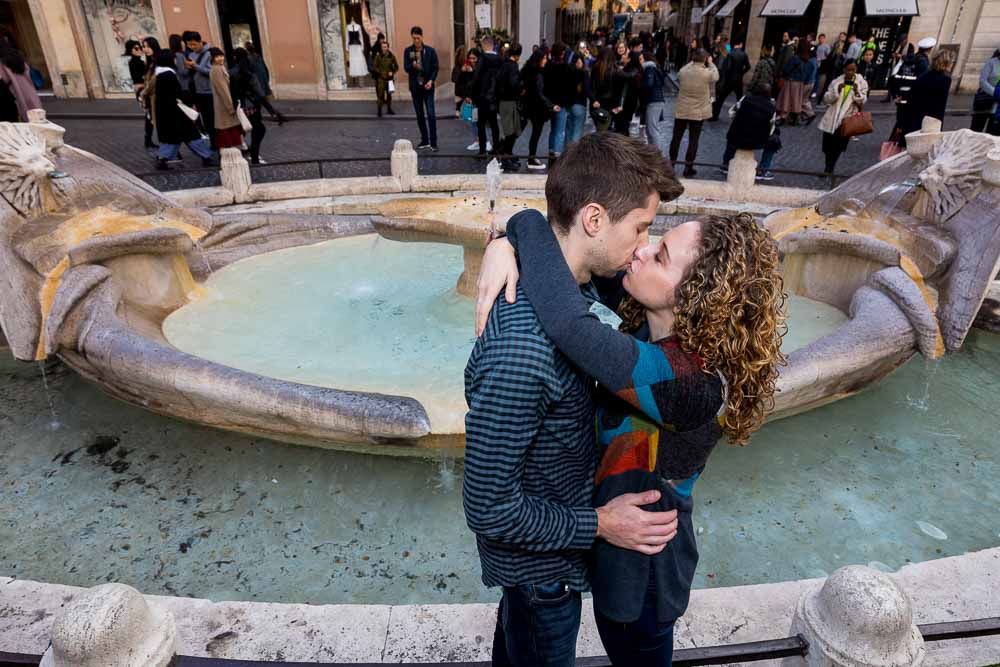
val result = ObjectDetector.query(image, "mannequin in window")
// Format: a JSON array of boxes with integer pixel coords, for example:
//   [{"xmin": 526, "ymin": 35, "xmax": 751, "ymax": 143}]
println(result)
[{"xmin": 347, "ymin": 20, "xmax": 369, "ymax": 78}]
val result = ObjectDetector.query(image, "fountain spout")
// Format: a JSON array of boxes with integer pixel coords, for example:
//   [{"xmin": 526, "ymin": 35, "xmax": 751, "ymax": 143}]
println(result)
[{"xmin": 485, "ymin": 158, "xmax": 502, "ymax": 213}]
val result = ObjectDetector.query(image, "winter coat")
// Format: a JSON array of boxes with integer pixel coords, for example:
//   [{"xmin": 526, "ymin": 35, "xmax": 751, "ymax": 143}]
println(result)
[
  {"xmin": 497, "ymin": 59, "xmax": 522, "ymax": 102},
  {"xmin": 674, "ymin": 61, "xmax": 719, "ymax": 121},
  {"xmin": 189, "ymin": 44, "xmax": 213, "ymax": 95},
  {"xmin": 230, "ymin": 63, "xmax": 266, "ymax": 109},
  {"xmin": 470, "ymin": 51, "xmax": 502, "ymax": 108},
  {"xmin": 248, "ymin": 53, "xmax": 273, "ymax": 96},
  {"xmin": 521, "ymin": 62, "xmax": 554, "ymax": 116},
  {"xmin": 899, "ymin": 70, "xmax": 951, "ymax": 136},
  {"xmin": 128, "ymin": 55, "xmax": 146, "ymax": 87},
  {"xmin": 818, "ymin": 73, "xmax": 869, "ymax": 134},
  {"xmin": 571, "ymin": 67, "xmax": 591, "ymax": 107},
  {"xmin": 455, "ymin": 66, "xmax": 476, "ymax": 99},
  {"xmin": 543, "ymin": 61, "xmax": 576, "ymax": 109},
  {"xmin": 372, "ymin": 50, "xmax": 399, "ymax": 82},
  {"xmin": 640, "ymin": 61, "xmax": 666, "ymax": 104},
  {"xmin": 748, "ymin": 57, "xmax": 776, "ymax": 92},
  {"xmin": 153, "ymin": 69, "xmax": 200, "ymax": 144},
  {"xmin": 403, "ymin": 44, "xmax": 439, "ymax": 90},
  {"xmin": 727, "ymin": 92, "xmax": 775, "ymax": 149},
  {"xmin": 211, "ymin": 64, "xmax": 240, "ymax": 131},
  {"xmin": 719, "ymin": 47, "xmax": 750, "ymax": 87}
]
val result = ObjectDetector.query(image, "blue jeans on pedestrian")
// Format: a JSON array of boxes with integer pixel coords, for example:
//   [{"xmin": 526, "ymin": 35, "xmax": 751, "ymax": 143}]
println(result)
[
  {"xmin": 411, "ymin": 86, "xmax": 437, "ymax": 147},
  {"xmin": 548, "ymin": 107, "xmax": 568, "ymax": 155},
  {"xmin": 566, "ymin": 104, "xmax": 587, "ymax": 145},
  {"xmin": 645, "ymin": 101, "xmax": 669, "ymax": 156},
  {"xmin": 492, "ymin": 583, "xmax": 581, "ymax": 667},
  {"xmin": 158, "ymin": 136, "xmax": 212, "ymax": 161},
  {"xmin": 594, "ymin": 575, "xmax": 675, "ymax": 666}
]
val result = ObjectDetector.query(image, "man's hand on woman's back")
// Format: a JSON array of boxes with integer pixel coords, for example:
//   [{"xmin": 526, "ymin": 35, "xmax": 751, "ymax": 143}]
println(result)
[{"xmin": 596, "ymin": 491, "xmax": 679, "ymax": 555}]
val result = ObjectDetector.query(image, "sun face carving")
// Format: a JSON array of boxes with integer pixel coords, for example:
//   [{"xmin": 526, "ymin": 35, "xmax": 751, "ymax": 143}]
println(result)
[
  {"xmin": 919, "ymin": 129, "xmax": 998, "ymax": 224},
  {"xmin": 0, "ymin": 122, "xmax": 61, "ymax": 216}
]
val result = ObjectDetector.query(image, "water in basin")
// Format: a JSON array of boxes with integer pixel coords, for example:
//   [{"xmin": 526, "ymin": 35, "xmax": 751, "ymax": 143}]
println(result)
[
  {"xmin": 1, "ymin": 330, "xmax": 997, "ymax": 605},
  {"xmin": 162, "ymin": 236, "xmax": 847, "ymax": 433}
]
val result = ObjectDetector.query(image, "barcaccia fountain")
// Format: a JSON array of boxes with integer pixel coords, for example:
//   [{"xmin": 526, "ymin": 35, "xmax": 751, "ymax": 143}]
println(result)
[{"xmin": 1, "ymin": 121, "xmax": 999, "ymax": 453}]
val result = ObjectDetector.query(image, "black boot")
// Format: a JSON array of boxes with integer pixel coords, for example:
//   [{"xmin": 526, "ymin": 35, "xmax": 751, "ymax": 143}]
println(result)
[
  {"xmin": 377, "ymin": 105, "xmax": 383, "ymax": 117},
  {"xmin": 386, "ymin": 103, "xmax": 395, "ymax": 115},
  {"xmin": 156, "ymin": 157, "xmax": 169, "ymax": 171},
  {"xmin": 202, "ymin": 156, "xmax": 216, "ymax": 167}
]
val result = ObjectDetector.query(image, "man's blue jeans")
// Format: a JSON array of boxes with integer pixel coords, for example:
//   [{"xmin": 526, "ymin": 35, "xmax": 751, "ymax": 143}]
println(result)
[
  {"xmin": 158, "ymin": 136, "xmax": 212, "ymax": 160},
  {"xmin": 594, "ymin": 575, "xmax": 675, "ymax": 666},
  {"xmin": 566, "ymin": 104, "xmax": 587, "ymax": 144},
  {"xmin": 411, "ymin": 86, "xmax": 438, "ymax": 147},
  {"xmin": 548, "ymin": 107, "xmax": 568, "ymax": 155},
  {"xmin": 492, "ymin": 583, "xmax": 581, "ymax": 666}
]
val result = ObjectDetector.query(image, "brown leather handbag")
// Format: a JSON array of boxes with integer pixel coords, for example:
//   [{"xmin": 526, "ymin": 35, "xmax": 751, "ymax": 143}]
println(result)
[{"xmin": 838, "ymin": 110, "xmax": 874, "ymax": 138}]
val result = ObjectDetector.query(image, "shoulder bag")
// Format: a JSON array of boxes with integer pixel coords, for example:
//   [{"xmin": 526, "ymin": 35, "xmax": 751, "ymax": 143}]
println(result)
[
  {"xmin": 839, "ymin": 109, "xmax": 873, "ymax": 138},
  {"xmin": 176, "ymin": 99, "xmax": 199, "ymax": 122},
  {"xmin": 236, "ymin": 102, "xmax": 253, "ymax": 133}
]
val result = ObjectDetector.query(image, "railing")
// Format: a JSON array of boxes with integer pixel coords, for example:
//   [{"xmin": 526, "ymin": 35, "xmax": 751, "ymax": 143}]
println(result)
[
  {"xmin": 3, "ymin": 617, "xmax": 997, "ymax": 667},
  {"xmin": 133, "ymin": 152, "xmax": 845, "ymax": 191}
]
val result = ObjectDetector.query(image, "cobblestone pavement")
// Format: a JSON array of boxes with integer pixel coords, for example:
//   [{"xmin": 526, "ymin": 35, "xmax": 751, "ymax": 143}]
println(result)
[{"xmin": 50, "ymin": 95, "xmax": 976, "ymax": 192}]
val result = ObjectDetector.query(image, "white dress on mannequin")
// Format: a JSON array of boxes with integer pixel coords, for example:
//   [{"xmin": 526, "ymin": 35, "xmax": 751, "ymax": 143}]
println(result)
[{"xmin": 346, "ymin": 21, "xmax": 369, "ymax": 78}]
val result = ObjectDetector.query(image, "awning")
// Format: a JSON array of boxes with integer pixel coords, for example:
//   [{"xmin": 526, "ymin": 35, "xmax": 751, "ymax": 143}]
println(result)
[
  {"xmin": 864, "ymin": 0, "xmax": 919, "ymax": 15},
  {"xmin": 716, "ymin": 0, "xmax": 744, "ymax": 17},
  {"xmin": 759, "ymin": 0, "xmax": 812, "ymax": 16},
  {"xmin": 701, "ymin": 0, "xmax": 724, "ymax": 14}
]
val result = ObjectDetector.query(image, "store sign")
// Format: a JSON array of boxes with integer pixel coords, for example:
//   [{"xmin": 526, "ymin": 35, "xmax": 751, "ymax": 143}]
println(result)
[
  {"xmin": 632, "ymin": 12, "xmax": 655, "ymax": 33},
  {"xmin": 475, "ymin": 3, "xmax": 492, "ymax": 29},
  {"xmin": 759, "ymin": 0, "xmax": 812, "ymax": 16},
  {"xmin": 849, "ymin": 16, "xmax": 912, "ymax": 88},
  {"xmin": 865, "ymin": 0, "xmax": 918, "ymax": 15}
]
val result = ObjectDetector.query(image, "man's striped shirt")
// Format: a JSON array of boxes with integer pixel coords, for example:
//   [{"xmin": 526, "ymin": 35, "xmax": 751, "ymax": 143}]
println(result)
[{"xmin": 463, "ymin": 282, "xmax": 599, "ymax": 590}]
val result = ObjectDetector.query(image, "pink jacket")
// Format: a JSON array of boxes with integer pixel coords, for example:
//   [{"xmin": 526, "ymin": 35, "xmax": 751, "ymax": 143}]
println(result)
[{"xmin": 0, "ymin": 63, "xmax": 42, "ymax": 121}]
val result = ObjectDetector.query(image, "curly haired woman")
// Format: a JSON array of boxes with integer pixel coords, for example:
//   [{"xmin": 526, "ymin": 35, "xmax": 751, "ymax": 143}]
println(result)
[{"xmin": 476, "ymin": 210, "xmax": 786, "ymax": 665}]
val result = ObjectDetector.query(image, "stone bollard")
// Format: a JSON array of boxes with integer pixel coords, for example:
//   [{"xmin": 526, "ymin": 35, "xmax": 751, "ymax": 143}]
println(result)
[
  {"xmin": 391, "ymin": 139, "xmax": 419, "ymax": 192},
  {"xmin": 727, "ymin": 149, "xmax": 757, "ymax": 192},
  {"xmin": 39, "ymin": 583, "xmax": 177, "ymax": 667},
  {"xmin": 220, "ymin": 147, "xmax": 252, "ymax": 203},
  {"xmin": 26, "ymin": 108, "xmax": 66, "ymax": 151},
  {"xmin": 783, "ymin": 565, "xmax": 925, "ymax": 667}
]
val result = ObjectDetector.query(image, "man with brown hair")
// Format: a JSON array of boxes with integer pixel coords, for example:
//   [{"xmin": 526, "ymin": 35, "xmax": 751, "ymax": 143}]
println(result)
[{"xmin": 464, "ymin": 132, "xmax": 684, "ymax": 666}]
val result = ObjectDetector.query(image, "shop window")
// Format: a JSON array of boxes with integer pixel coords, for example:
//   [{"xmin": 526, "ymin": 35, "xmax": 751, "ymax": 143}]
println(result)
[{"xmin": 318, "ymin": 0, "xmax": 387, "ymax": 90}]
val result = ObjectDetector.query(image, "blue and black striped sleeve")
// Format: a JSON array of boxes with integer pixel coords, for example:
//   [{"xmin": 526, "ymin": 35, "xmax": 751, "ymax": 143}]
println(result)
[{"xmin": 462, "ymin": 333, "xmax": 598, "ymax": 552}]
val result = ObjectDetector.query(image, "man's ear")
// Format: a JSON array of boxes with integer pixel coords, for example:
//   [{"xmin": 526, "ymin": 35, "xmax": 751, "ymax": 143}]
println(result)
[{"xmin": 579, "ymin": 203, "xmax": 606, "ymax": 238}]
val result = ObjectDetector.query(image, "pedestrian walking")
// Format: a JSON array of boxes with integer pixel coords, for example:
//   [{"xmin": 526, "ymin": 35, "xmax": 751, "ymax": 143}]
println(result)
[
  {"xmin": 151, "ymin": 50, "xmax": 214, "ymax": 170},
  {"xmin": 184, "ymin": 32, "xmax": 215, "ymax": 147},
  {"xmin": 640, "ymin": 50, "xmax": 668, "ymax": 155},
  {"xmin": 497, "ymin": 43, "xmax": 523, "ymax": 172},
  {"xmin": 457, "ymin": 49, "xmax": 482, "ymax": 150},
  {"xmin": 245, "ymin": 42, "xmax": 287, "ymax": 125},
  {"xmin": 209, "ymin": 47, "xmax": 243, "ymax": 151},
  {"xmin": 671, "ymin": 48, "xmax": 718, "ymax": 177},
  {"xmin": 776, "ymin": 45, "xmax": 813, "ymax": 125},
  {"xmin": 856, "ymin": 48, "xmax": 877, "ymax": 85},
  {"xmin": 750, "ymin": 46, "xmax": 777, "ymax": 93},
  {"xmin": 845, "ymin": 34, "xmax": 862, "ymax": 62},
  {"xmin": 565, "ymin": 49, "xmax": 592, "ymax": 144},
  {"xmin": 972, "ymin": 44, "xmax": 1000, "ymax": 133},
  {"xmin": 721, "ymin": 83, "xmax": 779, "ymax": 179},
  {"xmin": 372, "ymin": 39, "xmax": 399, "ymax": 117},
  {"xmin": 813, "ymin": 34, "xmax": 830, "ymax": 97},
  {"xmin": 471, "ymin": 35, "xmax": 502, "ymax": 156},
  {"xmin": 231, "ymin": 47, "xmax": 268, "ymax": 164},
  {"xmin": 818, "ymin": 39, "xmax": 847, "ymax": 102},
  {"xmin": 711, "ymin": 39, "xmax": 750, "ymax": 120},
  {"xmin": 914, "ymin": 37, "xmax": 935, "ymax": 76},
  {"xmin": 887, "ymin": 46, "xmax": 919, "ymax": 148},
  {"xmin": 0, "ymin": 42, "xmax": 41, "ymax": 121},
  {"xmin": 403, "ymin": 26, "xmax": 439, "ymax": 151},
  {"xmin": 543, "ymin": 43, "xmax": 574, "ymax": 157},
  {"xmin": 521, "ymin": 49, "xmax": 554, "ymax": 170},
  {"xmin": 818, "ymin": 60, "xmax": 868, "ymax": 175},
  {"xmin": 615, "ymin": 48, "xmax": 641, "ymax": 136},
  {"xmin": 126, "ymin": 40, "xmax": 152, "ymax": 148},
  {"xmin": 139, "ymin": 38, "xmax": 162, "ymax": 149},
  {"xmin": 168, "ymin": 34, "xmax": 193, "ymax": 106},
  {"xmin": 775, "ymin": 32, "xmax": 796, "ymax": 83},
  {"xmin": 898, "ymin": 49, "xmax": 954, "ymax": 139}
]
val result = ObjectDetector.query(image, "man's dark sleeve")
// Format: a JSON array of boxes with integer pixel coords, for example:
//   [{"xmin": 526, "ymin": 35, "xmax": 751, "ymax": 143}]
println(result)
[{"xmin": 428, "ymin": 48, "xmax": 439, "ymax": 82}]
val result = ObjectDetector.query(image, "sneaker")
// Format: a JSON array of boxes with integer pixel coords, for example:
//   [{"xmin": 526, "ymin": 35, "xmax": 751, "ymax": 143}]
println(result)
[
  {"xmin": 486, "ymin": 141, "xmax": 493, "ymax": 152},
  {"xmin": 683, "ymin": 167, "xmax": 697, "ymax": 178},
  {"xmin": 756, "ymin": 170, "xmax": 775, "ymax": 181},
  {"xmin": 719, "ymin": 166, "xmax": 729, "ymax": 175},
  {"xmin": 527, "ymin": 158, "xmax": 546, "ymax": 170},
  {"xmin": 166, "ymin": 156, "xmax": 184, "ymax": 164},
  {"xmin": 429, "ymin": 145, "xmax": 439, "ymax": 152},
  {"xmin": 155, "ymin": 158, "xmax": 169, "ymax": 171},
  {"xmin": 417, "ymin": 142, "xmax": 431, "ymax": 150},
  {"xmin": 466, "ymin": 141, "xmax": 480, "ymax": 151}
]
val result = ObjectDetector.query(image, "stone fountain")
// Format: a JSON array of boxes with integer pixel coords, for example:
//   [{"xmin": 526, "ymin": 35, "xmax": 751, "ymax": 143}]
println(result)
[{"xmin": 1, "ymin": 121, "xmax": 999, "ymax": 454}]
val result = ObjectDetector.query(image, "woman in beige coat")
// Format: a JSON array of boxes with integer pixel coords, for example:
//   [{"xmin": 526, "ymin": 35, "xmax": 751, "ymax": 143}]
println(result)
[
  {"xmin": 817, "ymin": 60, "xmax": 868, "ymax": 175},
  {"xmin": 209, "ymin": 47, "xmax": 243, "ymax": 149},
  {"xmin": 670, "ymin": 48, "xmax": 719, "ymax": 177}
]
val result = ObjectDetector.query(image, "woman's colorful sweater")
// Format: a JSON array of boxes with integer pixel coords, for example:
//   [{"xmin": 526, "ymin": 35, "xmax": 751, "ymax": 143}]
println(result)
[{"xmin": 506, "ymin": 210, "xmax": 725, "ymax": 624}]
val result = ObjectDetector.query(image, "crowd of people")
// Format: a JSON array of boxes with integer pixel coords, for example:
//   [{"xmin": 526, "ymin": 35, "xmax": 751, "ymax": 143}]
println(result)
[{"xmin": 125, "ymin": 30, "xmax": 288, "ymax": 170}]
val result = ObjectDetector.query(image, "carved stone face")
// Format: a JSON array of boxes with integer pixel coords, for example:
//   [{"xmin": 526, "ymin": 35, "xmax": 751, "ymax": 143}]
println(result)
[
  {"xmin": 0, "ymin": 123, "xmax": 58, "ymax": 216},
  {"xmin": 919, "ymin": 129, "xmax": 998, "ymax": 223}
]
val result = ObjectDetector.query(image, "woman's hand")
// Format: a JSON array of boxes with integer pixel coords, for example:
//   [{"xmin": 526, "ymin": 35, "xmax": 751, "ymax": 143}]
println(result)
[
  {"xmin": 612, "ymin": 106, "xmax": 623, "ymax": 115},
  {"xmin": 475, "ymin": 238, "xmax": 519, "ymax": 336}
]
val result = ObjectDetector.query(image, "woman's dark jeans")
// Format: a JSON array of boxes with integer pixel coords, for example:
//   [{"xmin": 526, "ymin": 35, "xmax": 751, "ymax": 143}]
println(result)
[
  {"xmin": 594, "ymin": 574, "xmax": 676, "ymax": 666},
  {"xmin": 528, "ymin": 113, "xmax": 549, "ymax": 159},
  {"xmin": 492, "ymin": 583, "xmax": 581, "ymax": 667},
  {"xmin": 247, "ymin": 106, "xmax": 267, "ymax": 164}
]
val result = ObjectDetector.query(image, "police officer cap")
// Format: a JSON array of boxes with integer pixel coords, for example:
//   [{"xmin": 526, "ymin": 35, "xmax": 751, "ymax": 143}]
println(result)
[{"xmin": 917, "ymin": 37, "xmax": 937, "ymax": 49}]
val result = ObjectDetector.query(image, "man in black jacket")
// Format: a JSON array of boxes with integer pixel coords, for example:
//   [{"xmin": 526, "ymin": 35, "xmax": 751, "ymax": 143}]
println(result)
[
  {"xmin": 470, "ymin": 35, "xmax": 502, "ymax": 155},
  {"xmin": 497, "ymin": 43, "xmax": 524, "ymax": 171},
  {"xmin": 711, "ymin": 40, "xmax": 750, "ymax": 120},
  {"xmin": 403, "ymin": 26, "xmax": 440, "ymax": 150}
]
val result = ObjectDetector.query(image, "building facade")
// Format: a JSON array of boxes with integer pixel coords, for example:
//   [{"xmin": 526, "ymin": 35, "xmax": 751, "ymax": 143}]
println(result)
[{"xmin": 17, "ymin": 0, "xmax": 520, "ymax": 100}]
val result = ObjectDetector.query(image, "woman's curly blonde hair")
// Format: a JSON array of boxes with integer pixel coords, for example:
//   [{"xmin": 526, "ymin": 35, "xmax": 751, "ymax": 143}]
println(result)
[{"xmin": 617, "ymin": 213, "xmax": 787, "ymax": 445}]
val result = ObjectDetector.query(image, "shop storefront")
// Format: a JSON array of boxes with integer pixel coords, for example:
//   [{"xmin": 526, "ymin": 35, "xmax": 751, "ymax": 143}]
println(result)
[
  {"xmin": 318, "ymin": 0, "xmax": 388, "ymax": 91},
  {"xmin": 758, "ymin": 0, "xmax": 822, "ymax": 51},
  {"xmin": 847, "ymin": 0, "xmax": 916, "ymax": 88}
]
